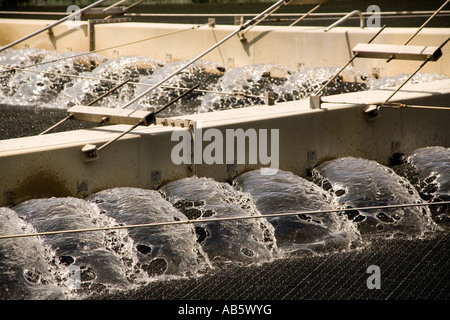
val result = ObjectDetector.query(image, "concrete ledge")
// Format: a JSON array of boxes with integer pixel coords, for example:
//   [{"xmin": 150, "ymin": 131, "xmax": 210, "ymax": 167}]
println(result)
[{"xmin": 1, "ymin": 79, "xmax": 449, "ymax": 206}]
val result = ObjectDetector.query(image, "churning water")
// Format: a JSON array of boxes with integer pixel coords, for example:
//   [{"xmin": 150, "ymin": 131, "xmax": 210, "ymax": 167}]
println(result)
[
  {"xmin": 1, "ymin": 47, "xmax": 446, "ymax": 116},
  {"xmin": 0, "ymin": 48, "xmax": 448, "ymax": 299},
  {"xmin": 1, "ymin": 148, "xmax": 448, "ymax": 299}
]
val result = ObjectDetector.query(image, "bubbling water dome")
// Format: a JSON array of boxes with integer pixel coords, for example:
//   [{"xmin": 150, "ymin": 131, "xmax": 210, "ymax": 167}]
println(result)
[
  {"xmin": 198, "ymin": 64, "xmax": 370, "ymax": 113},
  {"xmin": 1, "ymin": 47, "xmax": 447, "ymax": 123},
  {"xmin": 233, "ymin": 169, "xmax": 362, "ymax": 255},
  {"xmin": 63, "ymin": 55, "xmax": 163, "ymax": 109},
  {"xmin": 0, "ymin": 207, "xmax": 66, "ymax": 300},
  {"xmin": 1, "ymin": 47, "xmax": 374, "ymax": 117},
  {"xmin": 312, "ymin": 157, "xmax": 438, "ymax": 238},
  {"xmin": 1, "ymin": 48, "xmax": 106, "ymax": 108},
  {"xmin": 131, "ymin": 59, "xmax": 227, "ymax": 116},
  {"xmin": 0, "ymin": 147, "xmax": 448, "ymax": 299},
  {"xmin": 87, "ymin": 187, "xmax": 210, "ymax": 278},
  {"xmin": 160, "ymin": 176, "xmax": 278, "ymax": 266},
  {"xmin": 14, "ymin": 197, "xmax": 132, "ymax": 295},
  {"xmin": 393, "ymin": 146, "xmax": 450, "ymax": 228}
]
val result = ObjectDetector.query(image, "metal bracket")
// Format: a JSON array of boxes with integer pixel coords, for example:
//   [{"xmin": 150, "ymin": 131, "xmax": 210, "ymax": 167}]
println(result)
[
  {"xmin": 234, "ymin": 16, "xmax": 244, "ymax": 26},
  {"xmin": 68, "ymin": 105, "xmax": 156, "ymax": 126},
  {"xmin": 307, "ymin": 150, "xmax": 317, "ymax": 166},
  {"xmin": 364, "ymin": 104, "xmax": 381, "ymax": 121},
  {"xmin": 82, "ymin": 144, "xmax": 100, "ymax": 163},
  {"xmin": 352, "ymin": 43, "xmax": 442, "ymax": 62},
  {"xmin": 265, "ymin": 91, "xmax": 277, "ymax": 106},
  {"xmin": 391, "ymin": 141, "xmax": 401, "ymax": 154},
  {"xmin": 208, "ymin": 18, "xmax": 216, "ymax": 28},
  {"xmin": 77, "ymin": 180, "xmax": 89, "ymax": 195},
  {"xmin": 88, "ymin": 17, "xmax": 131, "ymax": 51},
  {"xmin": 309, "ymin": 95, "xmax": 322, "ymax": 109},
  {"xmin": 156, "ymin": 118, "xmax": 191, "ymax": 128}
]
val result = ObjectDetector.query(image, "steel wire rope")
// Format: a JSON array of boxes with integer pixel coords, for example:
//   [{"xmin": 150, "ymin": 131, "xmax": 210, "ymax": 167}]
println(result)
[{"xmin": 0, "ymin": 201, "xmax": 448, "ymax": 240}]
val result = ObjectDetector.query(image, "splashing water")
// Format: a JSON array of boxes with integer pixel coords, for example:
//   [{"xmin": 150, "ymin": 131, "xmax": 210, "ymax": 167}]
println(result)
[
  {"xmin": 198, "ymin": 64, "xmax": 292, "ymax": 112},
  {"xmin": 233, "ymin": 169, "xmax": 362, "ymax": 255},
  {"xmin": 393, "ymin": 146, "xmax": 450, "ymax": 228},
  {"xmin": 0, "ymin": 48, "xmax": 48, "ymax": 99},
  {"xmin": 160, "ymin": 176, "xmax": 278, "ymax": 266},
  {"xmin": 312, "ymin": 157, "xmax": 438, "ymax": 238},
  {"xmin": 1, "ymin": 49, "xmax": 106, "ymax": 108},
  {"xmin": 370, "ymin": 72, "xmax": 448, "ymax": 90},
  {"xmin": 14, "ymin": 197, "xmax": 131, "ymax": 295},
  {"xmin": 132, "ymin": 59, "xmax": 227, "ymax": 116},
  {"xmin": 0, "ymin": 207, "xmax": 66, "ymax": 300},
  {"xmin": 0, "ymin": 48, "xmax": 367, "ymax": 115},
  {"xmin": 1, "ymin": 45, "xmax": 449, "ymax": 300},
  {"xmin": 87, "ymin": 187, "xmax": 210, "ymax": 278},
  {"xmin": 198, "ymin": 64, "xmax": 370, "ymax": 112},
  {"xmin": 273, "ymin": 65, "xmax": 370, "ymax": 102},
  {"xmin": 0, "ymin": 146, "xmax": 448, "ymax": 299},
  {"xmin": 62, "ymin": 55, "xmax": 162, "ymax": 109},
  {"xmin": 1, "ymin": 47, "xmax": 447, "ymax": 117}
]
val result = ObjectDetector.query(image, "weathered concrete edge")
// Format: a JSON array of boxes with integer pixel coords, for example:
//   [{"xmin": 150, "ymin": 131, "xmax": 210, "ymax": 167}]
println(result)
[{"xmin": 0, "ymin": 80, "xmax": 449, "ymax": 207}]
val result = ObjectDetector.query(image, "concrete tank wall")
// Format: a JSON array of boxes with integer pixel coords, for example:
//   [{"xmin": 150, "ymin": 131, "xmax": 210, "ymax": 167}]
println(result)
[{"xmin": 0, "ymin": 19, "xmax": 449, "ymax": 78}]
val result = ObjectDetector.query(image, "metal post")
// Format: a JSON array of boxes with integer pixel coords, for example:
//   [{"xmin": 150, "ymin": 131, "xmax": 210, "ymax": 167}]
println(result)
[{"xmin": 0, "ymin": 0, "xmax": 108, "ymax": 53}]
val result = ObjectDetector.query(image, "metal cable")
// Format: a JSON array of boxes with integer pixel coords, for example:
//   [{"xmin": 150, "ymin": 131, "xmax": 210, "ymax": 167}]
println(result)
[
  {"xmin": 386, "ymin": 0, "xmax": 450, "ymax": 63},
  {"xmin": 404, "ymin": 0, "xmax": 450, "ymax": 45},
  {"xmin": 118, "ymin": 0, "xmax": 288, "ymax": 110},
  {"xmin": 0, "ymin": 201, "xmax": 448, "ymax": 240},
  {"xmin": 0, "ymin": 0, "xmax": 108, "ymax": 53},
  {"xmin": 382, "ymin": 36, "xmax": 450, "ymax": 105},
  {"xmin": 289, "ymin": 4, "xmax": 321, "ymax": 27},
  {"xmin": 95, "ymin": 83, "xmax": 199, "ymax": 152},
  {"xmin": 314, "ymin": 25, "xmax": 386, "ymax": 96}
]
